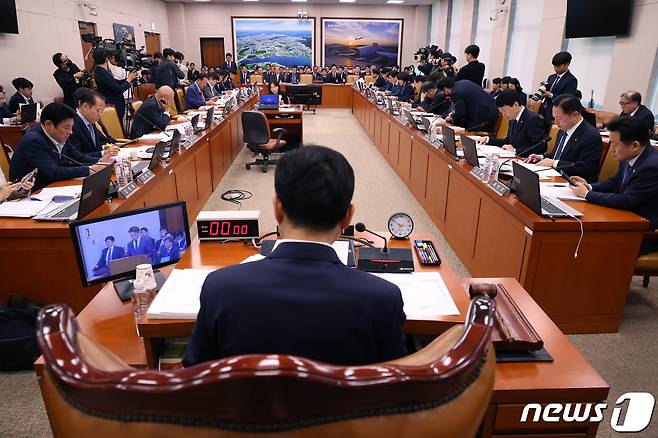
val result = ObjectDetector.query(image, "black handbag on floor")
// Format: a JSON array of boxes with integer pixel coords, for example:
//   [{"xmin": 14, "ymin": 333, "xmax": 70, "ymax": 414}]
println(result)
[{"xmin": 0, "ymin": 294, "xmax": 42, "ymax": 371}]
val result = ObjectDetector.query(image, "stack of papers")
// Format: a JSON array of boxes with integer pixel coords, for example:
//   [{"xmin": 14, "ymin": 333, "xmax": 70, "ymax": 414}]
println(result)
[
  {"xmin": 140, "ymin": 132, "xmax": 171, "ymax": 141},
  {"xmin": 146, "ymin": 269, "xmax": 213, "ymax": 319},
  {"xmin": 0, "ymin": 185, "xmax": 83, "ymax": 218},
  {"xmin": 477, "ymin": 144, "xmax": 515, "ymax": 158},
  {"xmin": 540, "ymin": 182, "xmax": 585, "ymax": 201},
  {"xmin": 372, "ymin": 272, "xmax": 459, "ymax": 316}
]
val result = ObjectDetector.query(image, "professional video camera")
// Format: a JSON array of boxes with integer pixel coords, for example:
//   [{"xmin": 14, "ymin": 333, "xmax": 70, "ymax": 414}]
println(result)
[
  {"xmin": 530, "ymin": 81, "xmax": 549, "ymax": 101},
  {"xmin": 82, "ymin": 34, "xmax": 154, "ymax": 70},
  {"xmin": 414, "ymin": 45, "xmax": 441, "ymax": 63}
]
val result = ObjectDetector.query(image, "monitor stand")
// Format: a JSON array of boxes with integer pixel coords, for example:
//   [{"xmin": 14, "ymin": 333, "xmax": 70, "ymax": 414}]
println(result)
[{"xmin": 113, "ymin": 270, "xmax": 166, "ymax": 302}]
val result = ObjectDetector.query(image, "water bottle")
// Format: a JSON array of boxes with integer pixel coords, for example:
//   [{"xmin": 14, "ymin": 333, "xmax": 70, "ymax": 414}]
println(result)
[
  {"xmin": 114, "ymin": 157, "xmax": 129, "ymax": 188},
  {"xmin": 131, "ymin": 279, "xmax": 150, "ymax": 320},
  {"xmin": 122, "ymin": 157, "xmax": 133, "ymax": 183},
  {"xmin": 489, "ymin": 153, "xmax": 500, "ymax": 183},
  {"xmin": 481, "ymin": 154, "xmax": 492, "ymax": 182}
]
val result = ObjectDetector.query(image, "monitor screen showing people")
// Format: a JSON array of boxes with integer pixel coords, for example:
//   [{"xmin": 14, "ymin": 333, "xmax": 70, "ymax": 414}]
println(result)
[{"xmin": 70, "ymin": 202, "xmax": 190, "ymax": 285}]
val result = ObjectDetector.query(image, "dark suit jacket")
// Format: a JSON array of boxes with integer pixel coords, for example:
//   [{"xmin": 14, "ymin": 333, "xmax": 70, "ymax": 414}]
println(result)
[
  {"xmin": 68, "ymin": 114, "xmax": 116, "ymax": 158},
  {"xmin": 187, "ymin": 69, "xmax": 199, "ymax": 81},
  {"xmin": 129, "ymin": 96, "xmax": 171, "ymax": 139},
  {"xmin": 451, "ymin": 80, "xmax": 499, "ymax": 131},
  {"xmin": 53, "ymin": 63, "xmax": 82, "ymax": 108},
  {"xmin": 182, "ymin": 242, "xmax": 407, "ymax": 367},
  {"xmin": 185, "ymin": 83, "xmax": 206, "ymax": 109},
  {"xmin": 542, "ymin": 70, "xmax": 578, "ymax": 126},
  {"xmin": 93, "ymin": 65, "xmax": 131, "ymax": 119},
  {"xmin": 126, "ymin": 237, "xmax": 154, "ymax": 261},
  {"xmin": 262, "ymin": 71, "xmax": 273, "ymax": 83},
  {"xmin": 0, "ymin": 103, "xmax": 13, "ymax": 122},
  {"xmin": 202, "ymin": 83, "xmax": 222, "ymax": 99},
  {"xmin": 545, "ymin": 119, "xmax": 602, "ymax": 182},
  {"xmin": 374, "ymin": 76, "xmax": 387, "ymax": 88},
  {"xmin": 419, "ymin": 91, "xmax": 451, "ymax": 116},
  {"xmin": 155, "ymin": 60, "xmax": 185, "ymax": 90},
  {"xmin": 222, "ymin": 61, "xmax": 238, "ymax": 74},
  {"xmin": 620, "ymin": 105, "xmax": 655, "ymax": 134},
  {"xmin": 284, "ymin": 72, "xmax": 300, "ymax": 84},
  {"xmin": 325, "ymin": 72, "xmax": 343, "ymax": 84},
  {"xmin": 9, "ymin": 125, "xmax": 90, "ymax": 190},
  {"xmin": 587, "ymin": 145, "xmax": 658, "ymax": 229},
  {"xmin": 392, "ymin": 82, "xmax": 414, "ymax": 102},
  {"xmin": 239, "ymin": 71, "xmax": 250, "ymax": 84},
  {"xmin": 158, "ymin": 244, "xmax": 180, "ymax": 264},
  {"xmin": 455, "ymin": 60, "xmax": 485, "ymax": 86},
  {"xmin": 94, "ymin": 246, "xmax": 126, "ymax": 272},
  {"xmin": 489, "ymin": 108, "xmax": 547, "ymax": 156},
  {"xmin": 271, "ymin": 73, "xmax": 285, "ymax": 84},
  {"xmin": 8, "ymin": 92, "xmax": 34, "ymax": 114}
]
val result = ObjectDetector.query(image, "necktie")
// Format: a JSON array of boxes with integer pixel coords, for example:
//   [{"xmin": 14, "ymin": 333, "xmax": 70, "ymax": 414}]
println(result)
[
  {"xmin": 508, "ymin": 120, "xmax": 516, "ymax": 142},
  {"xmin": 621, "ymin": 162, "xmax": 632, "ymax": 185},
  {"xmin": 550, "ymin": 75, "xmax": 561, "ymax": 92},
  {"xmin": 553, "ymin": 133, "xmax": 567, "ymax": 161},
  {"xmin": 88, "ymin": 123, "xmax": 96, "ymax": 146},
  {"xmin": 106, "ymin": 247, "xmax": 112, "ymax": 264},
  {"xmin": 133, "ymin": 241, "xmax": 137, "ymax": 251}
]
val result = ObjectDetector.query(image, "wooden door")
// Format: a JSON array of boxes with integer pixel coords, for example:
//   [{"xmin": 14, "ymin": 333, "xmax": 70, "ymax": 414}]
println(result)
[
  {"xmin": 78, "ymin": 21, "xmax": 97, "ymax": 70},
  {"xmin": 144, "ymin": 32, "xmax": 161, "ymax": 56},
  {"xmin": 200, "ymin": 38, "xmax": 225, "ymax": 68}
]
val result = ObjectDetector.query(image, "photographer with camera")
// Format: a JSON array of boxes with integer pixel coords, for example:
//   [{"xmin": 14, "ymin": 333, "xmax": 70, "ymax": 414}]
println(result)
[
  {"xmin": 537, "ymin": 51, "xmax": 579, "ymax": 128},
  {"xmin": 92, "ymin": 48, "xmax": 137, "ymax": 120},
  {"xmin": 155, "ymin": 48, "xmax": 185, "ymax": 90},
  {"xmin": 52, "ymin": 53, "xmax": 86, "ymax": 108},
  {"xmin": 455, "ymin": 45, "xmax": 485, "ymax": 86}
]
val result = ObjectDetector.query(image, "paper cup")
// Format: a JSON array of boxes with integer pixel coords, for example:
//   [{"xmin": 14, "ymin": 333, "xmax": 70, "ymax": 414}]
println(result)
[{"xmin": 135, "ymin": 264, "xmax": 157, "ymax": 290}]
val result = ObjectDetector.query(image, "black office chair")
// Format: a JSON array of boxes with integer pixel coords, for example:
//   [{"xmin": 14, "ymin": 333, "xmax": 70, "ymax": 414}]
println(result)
[{"xmin": 242, "ymin": 111, "xmax": 287, "ymax": 173}]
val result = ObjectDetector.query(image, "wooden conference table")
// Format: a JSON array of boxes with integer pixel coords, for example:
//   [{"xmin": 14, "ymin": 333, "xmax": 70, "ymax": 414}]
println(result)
[
  {"xmin": 34, "ymin": 232, "xmax": 608, "ymax": 437},
  {"xmin": 351, "ymin": 89, "xmax": 649, "ymax": 334}
]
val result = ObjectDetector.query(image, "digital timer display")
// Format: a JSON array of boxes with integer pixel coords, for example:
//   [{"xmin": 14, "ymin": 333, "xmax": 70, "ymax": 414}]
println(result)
[{"xmin": 197, "ymin": 219, "xmax": 259, "ymax": 240}]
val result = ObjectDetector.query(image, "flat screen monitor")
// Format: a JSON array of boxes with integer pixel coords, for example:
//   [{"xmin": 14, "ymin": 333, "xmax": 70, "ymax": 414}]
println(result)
[
  {"xmin": 285, "ymin": 85, "xmax": 322, "ymax": 105},
  {"xmin": 69, "ymin": 201, "xmax": 191, "ymax": 287},
  {"xmin": 0, "ymin": 0, "xmax": 19, "ymax": 34},
  {"xmin": 565, "ymin": 0, "xmax": 633, "ymax": 38}
]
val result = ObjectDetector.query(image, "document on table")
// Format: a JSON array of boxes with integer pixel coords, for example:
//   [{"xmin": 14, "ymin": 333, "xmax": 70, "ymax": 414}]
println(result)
[
  {"xmin": 0, "ymin": 197, "xmax": 51, "ymax": 217},
  {"xmin": 140, "ymin": 132, "xmax": 171, "ymax": 141},
  {"xmin": 477, "ymin": 144, "xmax": 515, "ymax": 158},
  {"xmin": 146, "ymin": 269, "xmax": 214, "ymax": 319},
  {"xmin": 372, "ymin": 272, "xmax": 459, "ymax": 316},
  {"xmin": 540, "ymin": 183, "xmax": 586, "ymax": 201}
]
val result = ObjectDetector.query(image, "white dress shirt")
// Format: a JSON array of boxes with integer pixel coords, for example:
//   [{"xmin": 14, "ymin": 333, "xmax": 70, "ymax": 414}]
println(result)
[{"xmin": 553, "ymin": 116, "xmax": 585, "ymax": 168}]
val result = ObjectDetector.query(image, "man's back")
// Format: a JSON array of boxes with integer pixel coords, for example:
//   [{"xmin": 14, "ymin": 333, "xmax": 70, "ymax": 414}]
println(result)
[
  {"xmin": 183, "ymin": 242, "xmax": 407, "ymax": 367},
  {"xmin": 452, "ymin": 80, "xmax": 498, "ymax": 130}
]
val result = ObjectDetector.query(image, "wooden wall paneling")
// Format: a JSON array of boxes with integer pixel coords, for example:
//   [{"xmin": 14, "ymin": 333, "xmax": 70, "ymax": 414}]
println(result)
[
  {"xmin": 388, "ymin": 124, "xmax": 400, "ymax": 167},
  {"xmin": 220, "ymin": 125, "xmax": 232, "ymax": 172},
  {"xmin": 409, "ymin": 138, "xmax": 430, "ymax": 201},
  {"xmin": 444, "ymin": 171, "xmax": 481, "ymax": 266},
  {"xmin": 195, "ymin": 142, "xmax": 213, "ymax": 205},
  {"xmin": 425, "ymin": 153, "xmax": 450, "ymax": 229},
  {"xmin": 374, "ymin": 113, "xmax": 382, "ymax": 149},
  {"xmin": 209, "ymin": 131, "xmax": 224, "ymax": 190},
  {"xmin": 142, "ymin": 170, "xmax": 177, "ymax": 208},
  {"xmin": 230, "ymin": 118, "xmax": 241, "ymax": 159},
  {"xmin": 174, "ymin": 156, "xmax": 200, "ymax": 219},
  {"xmin": 380, "ymin": 117, "xmax": 390, "ymax": 156},
  {"xmin": 397, "ymin": 130, "xmax": 412, "ymax": 183}
]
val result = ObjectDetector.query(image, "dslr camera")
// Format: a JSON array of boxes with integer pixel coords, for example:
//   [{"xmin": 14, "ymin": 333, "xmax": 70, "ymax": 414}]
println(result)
[{"xmin": 530, "ymin": 81, "xmax": 549, "ymax": 101}]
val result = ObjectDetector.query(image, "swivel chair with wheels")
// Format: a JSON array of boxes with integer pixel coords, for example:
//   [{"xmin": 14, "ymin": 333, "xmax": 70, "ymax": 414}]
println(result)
[{"xmin": 242, "ymin": 111, "xmax": 287, "ymax": 173}]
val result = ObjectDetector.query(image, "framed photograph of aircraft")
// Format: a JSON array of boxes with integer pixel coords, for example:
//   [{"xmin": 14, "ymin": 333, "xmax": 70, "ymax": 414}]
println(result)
[{"xmin": 321, "ymin": 18, "xmax": 403, "ymax": 67}]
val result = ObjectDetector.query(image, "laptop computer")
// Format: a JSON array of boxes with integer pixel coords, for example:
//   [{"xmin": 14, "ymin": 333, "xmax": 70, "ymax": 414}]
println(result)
[
  {"xmin": 512, "ymin": 161, "xmax": 583, "ymax": 218},
  {"xmin": 441, "ymin": 126, "xmax": 463, "ymax": 159},
  {"xmin": 190, "ymin": 114, "xmax": 200, "ymax": 133},
  {"xmin": 402, "ymin": 109, "xmax": 427, "ymax": 132},
  {"xmin": 385, "ymin": 97, "xmax": 400, "ymax": 115},
  {"xmin": 34, "ymin": 165, "xmax": 113, "ymax": 222},
  {"xmin": 143, "ymin": 130, "xmax": 181, "ymax": 158},
  {"xmin": 132, "ymin": 141, "xmax": 167, "ymax": 175},
  {"xmin": 461, "ymin": 135, "xmax": 480, "ymax": 167},
  {"xmin": 18, "ymin": 103, "xmax": 37, "ymax": 124},
  {"xmin": 258, "ymin": 94, "xmax": 279, "ymax": 110}
]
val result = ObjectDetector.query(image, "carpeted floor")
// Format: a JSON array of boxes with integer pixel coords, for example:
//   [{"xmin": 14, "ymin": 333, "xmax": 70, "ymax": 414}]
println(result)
[{"xmin": 2, "ymin": 109, "xmax": 656, "ymax": 437}]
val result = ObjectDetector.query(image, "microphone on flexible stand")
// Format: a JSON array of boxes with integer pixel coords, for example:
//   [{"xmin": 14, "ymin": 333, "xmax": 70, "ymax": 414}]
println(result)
[
  {"xmin": 499, "ymin": 136, "xmax": 552, "ymax": 172},
  {"xmin": 355, "ymin": 222, "xmax": 388, "ymax": 253},
  {"xmin": 464, "ymin": 121, "xmax": 489, "ymax": 132}
]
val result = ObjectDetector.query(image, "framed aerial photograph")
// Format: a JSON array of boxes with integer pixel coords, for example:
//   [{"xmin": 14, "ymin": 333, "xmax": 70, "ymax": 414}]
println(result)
[
  {"xmin": 232, "ymin": 17, "xmax": 315, "ymax": 68},
  {"xmin": 322, "ymin": 18, "xmax": 403, "ymax": 67}
]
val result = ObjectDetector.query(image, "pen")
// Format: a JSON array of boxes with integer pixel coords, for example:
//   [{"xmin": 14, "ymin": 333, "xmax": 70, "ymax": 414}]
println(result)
[{"xmin": 546, "ymin": 184, "xmax": 568, "ymax": 187}]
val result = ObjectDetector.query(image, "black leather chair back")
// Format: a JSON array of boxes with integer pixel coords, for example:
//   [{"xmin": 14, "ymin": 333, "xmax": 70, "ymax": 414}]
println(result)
[{"xmin": 242, "ymin": 111, "xmax": 270, "ymax": 145}]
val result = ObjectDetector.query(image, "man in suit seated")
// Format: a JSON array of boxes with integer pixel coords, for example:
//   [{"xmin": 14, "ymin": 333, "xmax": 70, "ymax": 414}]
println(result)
[
  {"xmin": 183, "ymin": 145, "xmax": 408, "ymax": 367},
  {"xmin": 570, "ymin": 117, "xmax": 658, "ymax": 252},
  {"xmin": 527, "ymin": 95, "xmax": 602, "ymax": 182},
  {"xmin": 373, "ymin": 68, "xmax": 386, "ymax": 89},
  {"xmin": 455, "ymin": 44, "xmax": 485, "ymax": 86},
  {"xmin": 8, "ymin": 77, "xmax": 35, "ymax": 113},
  {"xmin": 489, "ymin": 77, "xmax": 502, "ymax": 97},
  {"xmin": 390, "ymin": 72, "xmax": 414, "ymax": 102},
  {"xmin": 126, "ymin": 225, "xmax": 154, "ymax": 262},
  {"xmin": 129, "ymin": 86, "xmax": 174, "ymax": 139},
  {"xmin": 618, "ymin": 90, "xmax": 655, "ymax": 134},
  {"xmin": 158, "ymin": 236, "xmax": 180, "ymax": 264},
  {"xmin": 9, "ymin": 103, "xmax": 107, "ymax": 190},
  {"xmin": 437, "ymin": 77, "xmax": 499, "ymax": 132},
  {"xmin": 186, "ymin": 72, "xmax": 216, "ymax": 110},
  {"xmin": 66, "ymin": 88, "xmax": 119, "ymax": 163},
  {"xmin": 93, "ymin": 236, "xmax": 126, "ymax": 277},
  {"xmin": 415, "ymin": 82, "xmax": 450, "ymax": 116},
  {"xmin": 0, "ymin": 87, "xmax": 19, "ymax": 125},
  {"xmin": 539, "ymin": 51, "xmax": 578, "ymax": 128},
  {"xmin": 325, "ymin": 65, "xmax": 342, "ymax": 84},
  {"xmin": 263, "ymin": 64, "xmax": 273, "ymax": 83},
  {"xmin": 203, "ymin": 73, "xmax": 222, "ymax": 99},
  {"xmin": 239, "ymin": 64, "xmax": 250, "ymax": 85},
  {"xmin": 478, "ymin": 89, "xmax": 547, "ymax": 157}
]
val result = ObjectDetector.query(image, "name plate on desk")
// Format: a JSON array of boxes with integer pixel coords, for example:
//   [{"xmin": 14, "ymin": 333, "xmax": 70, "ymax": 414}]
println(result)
[
  {"xmin": 118, "ymin": 181, "xmax": 138, "ymax": 199},
  {"xmin": 136, "ymin": 169, "xmax": 154, "ymax": 184},
  {"xmin": 470, "ymin": 167, "xmax": 485, "ymax": 180},
  {"xmin": 488, "ymin": 180, "xmax": 511, "ymax": 197}
]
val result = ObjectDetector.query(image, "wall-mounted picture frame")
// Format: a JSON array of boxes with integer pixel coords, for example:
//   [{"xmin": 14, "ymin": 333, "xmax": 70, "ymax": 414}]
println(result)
[
  {"xmin": 232, "ymin": 17, "xmax": 315, "ymax": 68},
  {"xmin": 112, "ymin": 23, "xmax": 136, "ymax": 45},
  {"xmin": 321, "ymin": 18, "xmax": 403, "ymax": 67}
]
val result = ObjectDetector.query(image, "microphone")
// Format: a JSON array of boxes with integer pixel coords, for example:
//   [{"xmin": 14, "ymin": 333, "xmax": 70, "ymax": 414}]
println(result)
[
  {"xmin": 51, "ymin": 146, "xmax": 92, "ymax": 167},
  {"xmin": 159, "ymin": 98, "xmax": 193, "ymax": 125},
  {"xmin": 355, "ymin": 222, "xmax": 389, "ymax": 253},
  {"xmin": 464, "ymin": 121, "xmax": 489, "ymax": 132},
  {"xmin": 498, "ymin": 136, "xmax": 552, "ymax": 171},
  {"xmin": 130, "ymin": 101, "xmax": 168, "ymax": 135}
]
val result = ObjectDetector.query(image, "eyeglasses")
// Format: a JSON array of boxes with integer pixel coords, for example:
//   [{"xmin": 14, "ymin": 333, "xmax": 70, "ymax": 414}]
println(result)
[{"xmin": 619, "ymin": 101, "xmax": 632, "ymax": 105}]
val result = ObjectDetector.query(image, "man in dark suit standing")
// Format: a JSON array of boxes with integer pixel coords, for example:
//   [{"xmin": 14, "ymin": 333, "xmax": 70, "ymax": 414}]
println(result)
[
  {"xmin": 52, "ymin": 53, "xmax": 84, "ymax": 108},
  {"xmin": 570, "ymin": 117, "xmax": 658, "ymax": 252},
  {"xmin": 93, "ymin": 236, "xmax": 126, "ymax": 277},
  {"xmin": 221, "ymin": 53, "xmax": 238, "ymax": 75},
  {"xmin": 130, "ymin": 86, "xmax": 174, "ymax": 139},
  {"xmin": 8, "ymin": 77, "xmax": 35, "ymax": 113},
  {"xmin": 93, "ymin": 49, "xmax": 137, "ymax": 120},
  {"xmin": 126, "ymin": 226, "xmax": 154, "ymax": 262},
  {"xmin": 618, "ymin": 90, "xmax": 655, "ymax": 134},
  {"xmin": 239, "ymin": 64, "xmax": 250, "ymax": 84},
  {"xmin": 262, "ymin": 64, "xmax": 273, "ymax": 83},
  {"xmin": 539, "ymin": 51, "xmax": 578, "ymax": 127},
  {"xmin": 9, "ymin": 103, "xmax": 106, "ymax": 190},
  {"xmin": 437, "ymin": 77, "xmax": 499, "ymax": 132},
  {"xmin": 183, "ymin": 145, "xmax": 407, "ymax": 367},
  {"xmin": 482, "ymin": 89, "xmax": 548, "ymax": 157},
  {"xmin": 66, "ymin": 88, "xmax": 118, "ymax": 163},
  {"xmin": 325, "ymin": 65, "xmax": 342, "ymax": 84},
  {"xmin": 527, "ymin": 95, "xmax": 602, "ymax": 182},
  {"xmin": 455, "ymin": 44, "xmax": 485, "ymax": 86}
]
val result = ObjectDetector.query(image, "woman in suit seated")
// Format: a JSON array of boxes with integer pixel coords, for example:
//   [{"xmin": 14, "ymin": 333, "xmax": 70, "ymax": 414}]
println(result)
[{"xmin": 268, "ymin": 81, "xmax": 290, "ymax": 105}]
